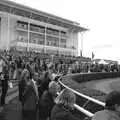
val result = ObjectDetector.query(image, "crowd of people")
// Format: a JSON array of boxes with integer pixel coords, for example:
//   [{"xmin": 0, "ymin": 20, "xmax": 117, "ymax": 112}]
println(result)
[
  {"xmin": 0, "ymin": 50, "xmax": 119, "ymax": 80},
  {"xmin": 0, "ymin": 50, "xmax": 120, "ymax": 120},
  {"xmin": 0, "ymin": 50, "xmax": 84, "ymax": 120}
]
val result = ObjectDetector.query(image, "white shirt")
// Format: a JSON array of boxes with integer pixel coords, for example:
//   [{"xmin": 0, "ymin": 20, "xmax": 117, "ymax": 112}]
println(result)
[
  {"xmin": 32, "ymin": 79, "xmax": 39, "ymax": 100},
  {"xmin": 0, "ymin": 59, "xmax": 3, "ymax": 73}
]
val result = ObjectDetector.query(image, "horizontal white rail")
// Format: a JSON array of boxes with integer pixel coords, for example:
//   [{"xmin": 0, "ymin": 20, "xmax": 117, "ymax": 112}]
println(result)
[
  {"xmin": 74, "ymin": 104, "xmax": 94, "ymax": 117},
  {"xmin": 57, "ymin": 89, "xmax": 94, "ymax": 117},
  {"xmin": 58, "ymin": 80, "xmax": 105, "ymax": 106}
]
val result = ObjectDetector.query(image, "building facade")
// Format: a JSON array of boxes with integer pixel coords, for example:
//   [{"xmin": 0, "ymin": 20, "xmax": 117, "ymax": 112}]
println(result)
[{"xmin": 0, "ymin": 0, "xmax": 87, "ymax": 56}]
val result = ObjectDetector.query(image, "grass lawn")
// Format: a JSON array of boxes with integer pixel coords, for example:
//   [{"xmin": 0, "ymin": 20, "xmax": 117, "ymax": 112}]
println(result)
[{"xmin": 62, "ymin": 77, "xmax": 120, "ymax": 102}]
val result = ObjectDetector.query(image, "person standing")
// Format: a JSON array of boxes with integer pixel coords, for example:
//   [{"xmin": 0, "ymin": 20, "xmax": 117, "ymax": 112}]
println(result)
[
  {"xmin": 19, "ymin": 69, "xmax": 30, "ymax": 104},
  {"xmin": 0, "ymin": 56, "xmax": 4, "ymax": 75},
  {"xmin": 39, "ymin": 81, "xmax": 59, "ymax": 120},
  {"xmin": 38, "ymin": 63, "xmax": 54, "ymax": 99},
  {"xmin": 0, "ymin": 56, "xmax": 4, "ymax": 84},
  {"xmin": 92, "ymin": 91, "xmax": 120, "ymax": 120},
  {"xmin": 0, "ymin": 60, "xmax": 9, "ymax": 106},
  {"xmin": 22, "ymin": 73, "xmax": 39, "ymax": 120},
  {"xmin": 51, "ymin": 89, "xmax": 80, "ymax": 120}
]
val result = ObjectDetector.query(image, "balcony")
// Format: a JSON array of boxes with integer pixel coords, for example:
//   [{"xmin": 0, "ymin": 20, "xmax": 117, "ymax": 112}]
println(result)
[
  {"xmin": 16, "ymin": 21, "xmax": 28, "ymax": 31},
  {"xmin": 30, "ymin": 24, "xmax": 45, "ymax": 34},
  {"xmin": 61, "ymin": 31, "xmax": 67, "ymax": 38},
  {"xmin": 30, "ymin": 33, "xmax": 45, "ymax": 45}
]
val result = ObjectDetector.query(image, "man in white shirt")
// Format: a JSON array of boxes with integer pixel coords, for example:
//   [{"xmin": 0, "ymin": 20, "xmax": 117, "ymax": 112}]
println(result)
[
  {"xmin": 0, "ymin": 56, "xmax": 4, "ymax": 74},
  {"xmin": 32, "ymin": 72, "xmax": 40, "ymax": 100}
]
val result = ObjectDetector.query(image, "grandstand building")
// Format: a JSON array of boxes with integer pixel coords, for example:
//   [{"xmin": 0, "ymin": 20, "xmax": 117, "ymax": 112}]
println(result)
[{"xmin": 0, "ymin": 0, "xmax": 87, "ymax": 56}]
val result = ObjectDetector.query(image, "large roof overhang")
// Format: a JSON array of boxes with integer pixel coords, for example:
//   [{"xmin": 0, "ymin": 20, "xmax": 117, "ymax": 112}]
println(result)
[
  {"xmin": 0, "ymin": 0, "xmax": 88, "ymax": 32},
  {"xmin": 74, "ymin": 26, "xmax": 89, "ymax": 32}
]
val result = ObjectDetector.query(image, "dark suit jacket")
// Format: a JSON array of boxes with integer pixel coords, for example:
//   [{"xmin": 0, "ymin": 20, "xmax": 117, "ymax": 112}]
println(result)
[
  {"xmin": 19, "ymin": 79, "xmax": 26, "ymax": 102},
  {"xmin": 22, "ymin": 81, "xmax": 38, "ymax": 110},
  {"xmin": 51, "ymin": 104, "xmax": 80, "ymax": 120},
  {"xmin": 39, "ymin": 90, "xmax": 55, "ymax": 119},
  {"xmin": 38, "ymin": 72, "xmax": 51, "ymax": 98}
]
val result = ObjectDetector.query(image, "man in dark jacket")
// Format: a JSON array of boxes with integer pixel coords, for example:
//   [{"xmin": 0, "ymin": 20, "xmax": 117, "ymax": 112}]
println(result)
[
  {"xmin": 39, "ymin": 81, "xmax": 59, "ymax": 120},
  {"xmin": 22, "ymin": 78, "xmax": 39, "ymax": 120},
  {"xmin": 38, "ymin": 63, "xmax": 54, "ymax": 99},
  {"xmin": 0, "ymin": 60, "xmax": 9, "ymax": 106},
  {"xmin": 19, "ymin": 69, "xmax": 29, "ymax": 104}
]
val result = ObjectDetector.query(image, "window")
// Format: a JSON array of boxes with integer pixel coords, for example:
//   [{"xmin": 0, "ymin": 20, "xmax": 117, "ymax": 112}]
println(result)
[
  {"xmin": 30, "ymin": 24, "xmax": 45, "ymax": 33},
  {"xmin": 17, "ymin": 31, "xmax": 28, "ymax": 43},
  {"xmin": 47, "ymin": 35, "xmax": 59, "ymax": 47},
  {"xmin": 47, "ymin": 28, "xmax": 59, "ymax": 36},
  {"xmin": 17, "ymin": 21, "xmax": 28, "ymax": 30},
  {"xmin": 30, "ymin": 33, "xmax": 45, "ymax": 45}
]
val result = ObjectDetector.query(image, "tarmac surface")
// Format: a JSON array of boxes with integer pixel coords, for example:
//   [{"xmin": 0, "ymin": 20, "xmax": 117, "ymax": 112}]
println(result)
[
  {"xmin": 0, "ymin": 82, "xmax": 20, "ymax": 120},
  {"xmin": 0, "ymin": 97, "xmax": 22, "ymax": 120}
]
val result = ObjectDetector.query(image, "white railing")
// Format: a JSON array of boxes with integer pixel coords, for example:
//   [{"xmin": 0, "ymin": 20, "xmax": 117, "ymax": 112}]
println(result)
[
  {"xmin": 58, "ymin": 77, "xmax": 105, "ymax": 118},
  {"xmin": 58, "ymin": 80, "xmax": 105, "ymax": 106},
  {"xmin": 74, "ymin": 104, "xmax": 94, "ymax": 117}
]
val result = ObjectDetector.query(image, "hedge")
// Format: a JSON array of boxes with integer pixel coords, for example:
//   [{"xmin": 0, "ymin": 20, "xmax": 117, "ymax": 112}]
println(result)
[{"xmin": 63, "ymin": 72, "xmax": 120, "ymax": 83}]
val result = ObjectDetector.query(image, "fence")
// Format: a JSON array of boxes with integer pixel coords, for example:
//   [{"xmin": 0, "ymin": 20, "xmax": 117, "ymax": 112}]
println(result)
[{"xmin": 57, "ymin": 72, "xmax": 120, "ymax": 119}]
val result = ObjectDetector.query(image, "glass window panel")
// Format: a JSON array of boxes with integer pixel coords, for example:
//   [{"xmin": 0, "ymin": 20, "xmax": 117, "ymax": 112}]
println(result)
[
  {"xmin": 47, "ymin": 35, "xmax": 59, "ymax": 47},
  {"xmin": 60, "ymin": 39, "xmax": 66, "ymax": 48},
  {"xmin": 30, "ymin": 33, "xmax": 45, "ymax": 45},
  {"xmin": 17, "ymin": 31, "xmax": 28, "ymax": 43},
  {"xmin": 47, "ymin": 28, "xmax": 59, "ymax": 36},
  {"xmin": 17, "ymin": 21, "xmax": 28, "ymax": 30},
  {"xmin": 30, "ymin": 24, "xmax": 45, "ymax": 33}
]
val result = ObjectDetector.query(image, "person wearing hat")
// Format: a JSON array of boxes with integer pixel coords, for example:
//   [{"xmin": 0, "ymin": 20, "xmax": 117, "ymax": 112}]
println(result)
[{"xmin": 92, "ymin": 91, "xmax": 120, "ymax": 120}]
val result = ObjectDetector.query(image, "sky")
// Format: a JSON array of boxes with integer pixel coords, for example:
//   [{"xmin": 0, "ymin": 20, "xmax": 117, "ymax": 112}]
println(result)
[{"xmin": 9, "ymin": 0, "xmax": 120, "ymax": 61}]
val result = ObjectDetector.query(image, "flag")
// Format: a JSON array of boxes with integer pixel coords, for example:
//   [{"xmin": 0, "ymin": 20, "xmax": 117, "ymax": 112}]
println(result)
[
  {"xmin": 92, "ymin": 52, "xmax": 95, "ymax": 59},
  {"xmin": 80, "ymin": 50, "xmax": 82, "ymax": 57}
]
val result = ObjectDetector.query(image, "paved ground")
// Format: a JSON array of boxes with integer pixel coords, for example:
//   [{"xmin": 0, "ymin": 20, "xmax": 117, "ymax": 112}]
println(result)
[
  {"xmin": 0, "ymin": 82, "xmax": 20, "ymax": 120},
  {"xmin": 0, "ymin": 82, "xmax": 39, "ymax": 120},
  {"xmin": 0, "ymin": 98, "xmax": 22, "ymax": 120}
]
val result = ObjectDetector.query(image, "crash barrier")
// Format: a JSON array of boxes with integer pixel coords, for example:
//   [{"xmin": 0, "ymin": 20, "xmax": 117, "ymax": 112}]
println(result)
[
  {"xmin": 58, "ymin": 74, "xmax": 108, "ymax": 119},
  {"xmin": 63, "ymin": 72, "xmax": 120, "ymax": 83}
]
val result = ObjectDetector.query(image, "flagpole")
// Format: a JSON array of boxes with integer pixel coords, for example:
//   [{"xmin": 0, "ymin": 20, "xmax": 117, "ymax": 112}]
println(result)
[
  {"xmin": 81, "ymin": 32, "xmax": 84, "ymax": 56},
  {"xmin": 91, "ymin": 52, "xmax": 95, "ymax": 64}
]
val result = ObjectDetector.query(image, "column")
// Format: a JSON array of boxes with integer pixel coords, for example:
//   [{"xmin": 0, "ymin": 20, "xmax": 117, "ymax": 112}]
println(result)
[
  {"xmin": 72, "ymin": 30, "xmax": 74, "ymax": 56},
  {"xmin": 1, "ymin": 13, "xmax": 9, "ymax": 50},
  {"xmin": 44, "ymin": 26, "xmax": 47, "ymax": 54},
  {"xmin": 58, "ymin": 31, "xmax": 61, "ymax": 55},
  {"xmin": 80, "ymin": 32, "xmax": 84, "ymax": 56},
  {"xmin": 7, "ymin": 14, "xmax": 10, "ymax": 51},
  {"xmin": 27, "ymin": 22, "xmax": 30, "ymax": 51},
  {"xmin": 0, "ymin": 18, "xmax": 1, "ymax": 48}
]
